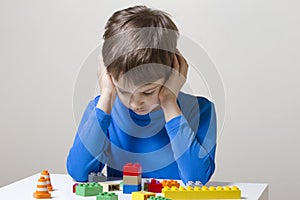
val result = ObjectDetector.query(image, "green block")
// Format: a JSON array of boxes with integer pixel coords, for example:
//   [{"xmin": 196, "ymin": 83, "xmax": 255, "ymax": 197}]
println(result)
[
  {"xmin": 75, "ymin": 182, "xmax": 103, "ymax": 196},
  {"xmin": 97, "ymin": 192, "xmax": 118, "ymax": 200},
  {"xmin": 148, "ymin": 196, "xmax": 172, "ymax": 200}
]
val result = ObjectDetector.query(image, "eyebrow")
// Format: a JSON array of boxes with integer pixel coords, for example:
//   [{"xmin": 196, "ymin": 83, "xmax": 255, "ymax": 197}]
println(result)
[{"xmin": 143, "ymin": 86, "xmax": 159, "ymax": 92}]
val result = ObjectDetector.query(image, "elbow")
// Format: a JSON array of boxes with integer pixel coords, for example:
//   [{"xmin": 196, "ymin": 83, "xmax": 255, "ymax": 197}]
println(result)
[
  {"xmin": 197, "ymin": 144, "xmax": 216, "ymax": 185},
  {"xmin": 180, "ymin": 155, "xmax": 215, "ymax": 185},
  {"xmin": 66, "ymin": 154, "xmax": 89, "ymax": 182},
  {"xmin": 199, "ymin": 161, "xmax": 215, "ymax": 185}
]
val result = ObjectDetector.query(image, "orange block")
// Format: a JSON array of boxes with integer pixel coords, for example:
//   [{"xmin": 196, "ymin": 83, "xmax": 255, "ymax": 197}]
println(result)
[{"xmin": 162, "ymin": 180, "xmax": 180, "ymax": 188}]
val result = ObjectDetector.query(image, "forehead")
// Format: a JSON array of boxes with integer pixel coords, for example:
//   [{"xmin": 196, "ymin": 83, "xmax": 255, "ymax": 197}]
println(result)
[{"xmin": 112, "ymin": 77, "xmax": 164, "ymax": 93}]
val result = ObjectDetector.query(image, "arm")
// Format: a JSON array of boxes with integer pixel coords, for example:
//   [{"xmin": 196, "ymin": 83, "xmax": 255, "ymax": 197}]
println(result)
[
  {"xmin": 66, "ymin": 96, "xmax": 112, "ymax": 181},
  {"xmin": 67, "ymin": 56, "xmax": 116, "ymax": 181},
  {"xmin": 164, "ymin": 99, "xmax": 216, "ymax": 185},
  {"xmin": 159, "ymin": 51, "xmax": 216, "ymax": 184}
]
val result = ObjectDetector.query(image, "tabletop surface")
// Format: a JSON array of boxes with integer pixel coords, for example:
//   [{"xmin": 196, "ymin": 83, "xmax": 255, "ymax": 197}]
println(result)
[{"xmin": 0, "ymin": 173, "xmax": 268, "ymax": 200}]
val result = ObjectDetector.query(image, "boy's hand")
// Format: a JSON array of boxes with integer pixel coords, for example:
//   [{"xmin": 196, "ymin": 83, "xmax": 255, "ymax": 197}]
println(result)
[
  {"xmin": 159, "ymin": 50, "xmax": 188, "ymax": 121},
  {"xmin": 159, "ymin": 50, "xmax": 188, "ymax": 106},
  {"xmin": 97, "ymin": 57, "xmax": 115, "ymax": 95},
  {"xmin": 96, "ymin": 55, "xmax": 116, "ymax": 114}
]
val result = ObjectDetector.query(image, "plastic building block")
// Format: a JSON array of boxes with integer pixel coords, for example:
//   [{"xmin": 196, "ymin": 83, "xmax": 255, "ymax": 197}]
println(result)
[
  {"xmin": 73, "ymin": 183, "xmax": 78, "ymax": 193},
  {"xmin": 96, "ymin": 192, "xmax": 118, "ymax": 200},
  {"xmin": 40, "ymin": 170, "xmax": 53, "ymax": 191},
  {"xmin": 123, "ymin": 184, "xmax": 142, "ymax": 194},
  {"xmin": 143, "ymin": 179, "xmax": 150, "ymax": 191},
  {"xmin": 89, "ymin": 172, "xmax": 107, "ymax": 182},
  {"xmin": 162, "ymin": 185, "xmax": 242, "ymax": 199},
  {"xmin": 147, "ymin": 196, "xmax": 171, "ymax": 200},
  {"xmin": 161, "ymin": 180, "xmax": 180, "ymax": 188},
  {"xmin": 123, "ymin": 175, "xmax": 142, "ymax": 185},
  {"xmin": 122, "ymin": 163, "xmax": 142, "ymax": 193},
  {"xmin": 102, "ymin": 181, "xmax": 121, "ymax": 192},
  {"xmin": 75, "ymin": 182, "xmax": 103, "ymax": 196},
  {"xmin": 148, "ymin": 179, "xmax": 163, "ymax": 193},
  {"xmin": 123, "ymin": 163, "xmax": 142, "ymax": 176},
  {"xmin": 33, "ymin": 176, "xmax": 51, "ymax": 199},
  {"xmin": 187, "ymin": 181, "xmax": 202, "ymax": 187},
  {"xmin": 132, "ymin": 191, "xmax": 156, "ymax": 200}
]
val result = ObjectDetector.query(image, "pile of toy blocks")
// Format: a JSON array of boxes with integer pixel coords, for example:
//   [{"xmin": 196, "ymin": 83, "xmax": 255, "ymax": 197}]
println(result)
[{"xmin": 123, "ymin": 163, "xmax": 142, "ymax": 194}]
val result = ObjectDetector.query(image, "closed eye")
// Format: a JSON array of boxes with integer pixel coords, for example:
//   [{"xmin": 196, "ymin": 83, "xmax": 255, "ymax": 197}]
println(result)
[{"xmin": 143, "ymin": 91, "xmax": 154, "ymax": 96}]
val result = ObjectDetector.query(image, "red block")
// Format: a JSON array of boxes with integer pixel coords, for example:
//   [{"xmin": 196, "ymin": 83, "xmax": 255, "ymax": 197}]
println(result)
[
  {"xmin": 73, "ymin": 183, "xmax": 78, "ymax": 193},
  {"xmin": 148, "ymin": 179, "xmax": 163, "ymax": 193},
  {"xmin": 123, "ymin": 163, "xmax": 142, "ymax": 176}
]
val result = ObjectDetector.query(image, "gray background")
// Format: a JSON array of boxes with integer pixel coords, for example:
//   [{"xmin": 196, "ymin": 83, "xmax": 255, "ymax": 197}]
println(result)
[{"xmin": 0, "ymin": 0, "xmax": 299, "ymax": 199}]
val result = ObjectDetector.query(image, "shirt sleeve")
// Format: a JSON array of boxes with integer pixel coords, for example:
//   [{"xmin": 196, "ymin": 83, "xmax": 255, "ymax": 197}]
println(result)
[
  {"xmin": 66, "ymin": 96, "xmax": 112, "ymax": 181},
  {"xmin": 165, "ymin": 99, "xmax": 217, "ymax": 185}
]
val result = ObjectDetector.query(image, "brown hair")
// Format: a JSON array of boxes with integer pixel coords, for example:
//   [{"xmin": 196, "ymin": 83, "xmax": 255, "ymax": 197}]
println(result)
[{"xmin": 102, "ymin": 5, "xmax": 179, "ymax": 85}]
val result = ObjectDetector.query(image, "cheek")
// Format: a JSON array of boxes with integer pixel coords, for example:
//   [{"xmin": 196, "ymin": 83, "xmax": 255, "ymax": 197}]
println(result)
[
  {"xmin": 117, "ymin": 92, "xmax": 130, "ymax": 106},
  {"xmin": 146, "ymin": 94, "xmax": 160, "ymax": 105}
]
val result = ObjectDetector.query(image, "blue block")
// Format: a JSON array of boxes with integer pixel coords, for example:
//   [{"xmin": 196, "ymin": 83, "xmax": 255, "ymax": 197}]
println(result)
[{"xmin": 123, "ymin": 184, "xmax": 141, "ymax": 194}]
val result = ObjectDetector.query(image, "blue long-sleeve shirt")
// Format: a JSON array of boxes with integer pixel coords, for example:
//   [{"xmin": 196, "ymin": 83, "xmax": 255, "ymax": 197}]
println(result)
[{"xmin": 67, "ymin": 92, "xmax": 216, "ymax": 185}]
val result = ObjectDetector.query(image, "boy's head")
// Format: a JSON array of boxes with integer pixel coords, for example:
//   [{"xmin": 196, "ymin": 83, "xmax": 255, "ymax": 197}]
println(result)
[{"xmin": 102, "ymin": 5, "xmax": 179, "ymax": 114}]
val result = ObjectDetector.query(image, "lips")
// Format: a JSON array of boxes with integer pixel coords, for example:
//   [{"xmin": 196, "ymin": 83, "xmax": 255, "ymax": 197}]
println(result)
[{"xmin": 134, "ymin": 109, "xmax": 145, "ymax": 113}]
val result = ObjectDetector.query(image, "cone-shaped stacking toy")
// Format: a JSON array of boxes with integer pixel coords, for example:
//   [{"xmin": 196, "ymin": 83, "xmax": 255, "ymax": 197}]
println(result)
[
  {"xmin": 33, "ymin": 176, "xmax": 51, "ymax": 199},
  {"xmin": 41, "ymin": 170, "xmax": 53, "ymax": 191}
]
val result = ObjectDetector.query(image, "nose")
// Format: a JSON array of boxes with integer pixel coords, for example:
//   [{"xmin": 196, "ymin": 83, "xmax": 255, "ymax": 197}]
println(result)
[{"xmin": 129, "ymin": 95, "xmax": 143, "ymax": 109}]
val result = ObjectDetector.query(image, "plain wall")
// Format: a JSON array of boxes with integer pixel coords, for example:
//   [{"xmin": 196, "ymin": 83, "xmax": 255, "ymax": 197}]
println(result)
[{"xmin": 0, "ymin": 1, "xmax": 299, "ymax": 199}]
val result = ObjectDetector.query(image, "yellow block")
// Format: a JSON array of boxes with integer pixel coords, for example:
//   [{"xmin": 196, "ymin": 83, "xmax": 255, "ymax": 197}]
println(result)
[
  {"xmin": 162, "ymin": 186, "xmax": 241, "ymax": 199},
  {"xmin": 132, "ymin": 191, "xmax": 156, "ymax": 200}
]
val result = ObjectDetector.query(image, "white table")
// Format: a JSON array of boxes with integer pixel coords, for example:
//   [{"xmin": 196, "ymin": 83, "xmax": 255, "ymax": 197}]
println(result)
[{"xmin": 0, "ymin": 174, "xmax": 268, "ymax": 200}]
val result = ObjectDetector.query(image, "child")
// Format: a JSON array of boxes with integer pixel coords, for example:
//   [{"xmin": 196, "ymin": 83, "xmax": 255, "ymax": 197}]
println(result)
[{"xmin": 67, "ymin": 5, "xmax": 216, "ymax": 185}]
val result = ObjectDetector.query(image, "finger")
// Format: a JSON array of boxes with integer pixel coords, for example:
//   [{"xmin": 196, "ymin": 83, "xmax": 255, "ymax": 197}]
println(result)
[
  {"xmin": 175, "ymin": 49, "xmax": 183, "ymax": 69},
  {"xmin": 176, "ymin": 64, "xmax": 187, "ymax": 83},
  {"xmin": 180, "ymin": 58, "xmax": 188, "ymax": 77},
  {"xmin": 172, "ymin": 54, "xmax": 180, "ymax": 72},
  {"xmin": 175, "ymin": 48, "xmax": 182, "ymax": 57},
  {"xmin": 175, "ymin": 49, "xmax": 187, "ymax": 64},
  {"xmin": 175, "ymin": 54, "xmax": 184, "ymax": 74},
  {"xmin": 176, "ymin": 52, "xmax": 187, "ymax": 66},
  {"xmin": 98, "ymin": 58, "xmax": 106, "ymax": 70},
  {"xmin": 97, "ymin": 57, "xmax": 108, "ymax": 78}
]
